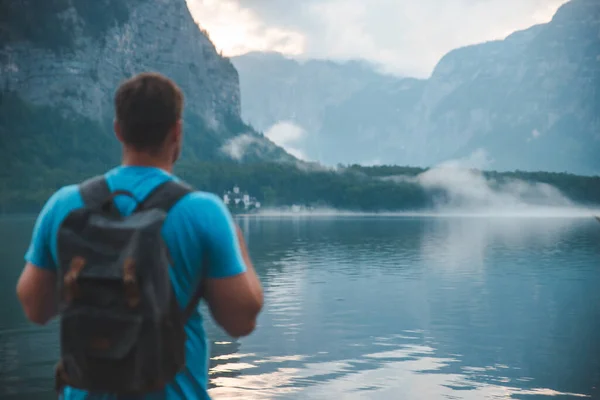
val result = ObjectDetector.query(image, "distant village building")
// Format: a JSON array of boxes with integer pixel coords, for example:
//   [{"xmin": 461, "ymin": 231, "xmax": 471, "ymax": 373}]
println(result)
[{"xmin": 223, "ymin": 185, "xmax": 261, "ymax": 212}]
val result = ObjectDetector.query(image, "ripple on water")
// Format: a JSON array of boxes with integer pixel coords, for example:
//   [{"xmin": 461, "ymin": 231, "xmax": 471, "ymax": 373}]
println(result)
[
  {"xmin": 209, "ymin": 332, "xmax": 591, "ymax": 399},
  {"xmin": 0, "ymin": 324, "xmax": 59, "ymax": 398},
  {"xmin": 3, "ymin": 216, "xmax": 599, "ymax": 399}
]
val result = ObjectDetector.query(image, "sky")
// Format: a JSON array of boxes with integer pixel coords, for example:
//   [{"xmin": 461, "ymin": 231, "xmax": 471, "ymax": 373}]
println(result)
[{"xmin": 187, "ymin": 0, "xmax": 568, "ymax": 78}]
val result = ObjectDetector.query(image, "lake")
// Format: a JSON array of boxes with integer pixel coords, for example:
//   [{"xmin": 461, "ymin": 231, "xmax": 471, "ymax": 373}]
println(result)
[{"xmin": 1, "ymin": 214, "xmax": 599, "ymax": 399}]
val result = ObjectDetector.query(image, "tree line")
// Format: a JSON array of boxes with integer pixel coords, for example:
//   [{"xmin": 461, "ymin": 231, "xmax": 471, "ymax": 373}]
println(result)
[{"xmin": 3, "ymin": 91, "xmax": 600, "ymax": 213}]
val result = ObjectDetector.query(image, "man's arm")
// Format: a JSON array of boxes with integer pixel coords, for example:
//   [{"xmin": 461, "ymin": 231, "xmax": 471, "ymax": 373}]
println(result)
[
  {"xmin": 16, "ymin": 190, "xmax": 61, "ymax": 325},
  {"xmin": 17, "ymin": 264, "xmax": 58, "ymax": 325},
  {"xmin": 204, "ymin": 225, "xmax": 263, "ymax": 338},
  {"xmin": 196, "ymin": 195, "xmax": 263, "ymax": 338}
]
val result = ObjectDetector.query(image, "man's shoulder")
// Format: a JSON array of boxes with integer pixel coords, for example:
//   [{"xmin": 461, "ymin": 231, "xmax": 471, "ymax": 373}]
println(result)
[
  {"xmin": 173, "ymin": 189, "xmax": 228, "ymax": 213},
  {"xmin": 168, "ymin": 189, "xmax": 230, "ymax": 225},
  {"xmin": 44, "ymin": 184, "xmax": 84, "ymax": 216},
  {"xmin": 162, "ymin": 190, "xmax": 235, "ymax": 258},
  {"xmin": 25, "ymin": 184, "xmax": 84, "ymax": 269},
  {"xmin": 54, "ymin": 184, "xmax": 81, "ymax": 198}
]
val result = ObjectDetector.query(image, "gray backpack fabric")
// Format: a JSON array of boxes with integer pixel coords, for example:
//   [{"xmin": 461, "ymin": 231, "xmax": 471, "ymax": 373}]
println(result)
[{"xmin": 54, "ymin": 176, "xmax": 201, "ymax": 395}]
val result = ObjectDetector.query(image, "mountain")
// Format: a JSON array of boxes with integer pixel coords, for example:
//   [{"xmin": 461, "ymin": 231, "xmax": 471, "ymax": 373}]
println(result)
[
  {"xmin": 232, "ymin": 0, "xmax": 600, "ymax": 175},
  {"xmin": 232, "ymin": 52, "xmax": 418, "ymax": 165},
  {"xmin": 0, "ymin": 0, "xmax": 292, "ymax": 208},
  {"xmin": 418, "ymin": 0, "xmax": 600, "ymax": 174},
  {"xmin": 233, "ymin": 52, "xmax": 402, "ymax": 134}
]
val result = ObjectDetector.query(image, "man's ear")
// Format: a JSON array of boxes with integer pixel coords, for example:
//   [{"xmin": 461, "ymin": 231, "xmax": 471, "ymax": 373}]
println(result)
[
  {"xmin": 169, "ymin": 120, "xmax": 184, "ymax": 164},
  {"xmin": 114, "ymin": 120, "xmax": 124, "ymax": 143},
  {"xmin": 172, "ymin": 119, "xmax": 183, "ymax": 143}
]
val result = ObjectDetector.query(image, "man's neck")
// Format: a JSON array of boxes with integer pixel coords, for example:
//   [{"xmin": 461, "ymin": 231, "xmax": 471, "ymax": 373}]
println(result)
[{"xmin": 121, "ymin": 151, "xmax": 174, "ymax": 173}]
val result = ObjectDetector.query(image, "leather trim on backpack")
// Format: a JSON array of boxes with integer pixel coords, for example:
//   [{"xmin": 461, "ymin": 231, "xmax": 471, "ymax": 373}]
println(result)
[
  {"xmin": 123, "ymin": 257, "xmax": 141, "ymax": 308},
  {"xmin": 63, "ymin": 256, "xmax": 86, "ymax": 303}
]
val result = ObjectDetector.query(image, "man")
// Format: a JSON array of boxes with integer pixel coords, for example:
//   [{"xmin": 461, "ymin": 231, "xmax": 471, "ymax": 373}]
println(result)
[{"xmin": 16, "ymin": 72, "xmax": 264, "ymax": 399}]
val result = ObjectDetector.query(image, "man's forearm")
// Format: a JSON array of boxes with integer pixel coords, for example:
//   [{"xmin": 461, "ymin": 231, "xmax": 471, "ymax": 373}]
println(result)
[
  {"xmin": 236, "ymin": 226, "xmax": 264, "ymax": 305},
  {"xmin": 203, "ymin": 226, "xmax": 264, "ymax": 337},
  {"xmin": 17, "ymin": 264, "xmax": 59, "ymax": 325}
]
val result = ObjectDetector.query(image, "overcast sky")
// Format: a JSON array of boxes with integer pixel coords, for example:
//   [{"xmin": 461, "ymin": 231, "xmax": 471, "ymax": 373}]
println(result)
[{"xmin": 187, "ymin": 0, "xmax": 568, "ymax": 78}]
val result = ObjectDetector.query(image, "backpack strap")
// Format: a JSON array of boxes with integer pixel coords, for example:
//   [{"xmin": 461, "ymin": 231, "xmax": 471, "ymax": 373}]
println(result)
[
  {"xmin": 79, "ymin": 176, "xmax": 113, "ymax": 210},
  {"xmin": 135, "ymin": 179, "xmax": 193, "ymax": 213},
  {"xmin": 79, "ymin": 176, "xmax": 137, "ymax": 216},
  {"xmin": 136, "ymin": 179, "xmax": 205, "ymax": 321}
]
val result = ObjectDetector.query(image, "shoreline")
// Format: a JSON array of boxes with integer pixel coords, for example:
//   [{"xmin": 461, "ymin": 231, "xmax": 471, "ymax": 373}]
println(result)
[{"xmin": 233, "ymin": 206, "xmax": 600, "ymax": 219}]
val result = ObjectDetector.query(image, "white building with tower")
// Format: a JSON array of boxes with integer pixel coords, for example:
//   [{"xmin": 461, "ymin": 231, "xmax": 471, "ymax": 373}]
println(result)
[{"xmin": 223, "ymin": 185, "xmax": 261, "ymax": 212}]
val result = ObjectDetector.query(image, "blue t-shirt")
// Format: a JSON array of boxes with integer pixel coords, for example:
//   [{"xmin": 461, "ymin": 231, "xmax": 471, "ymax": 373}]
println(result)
[{"xmin": 24, "ymin": 166, "xmax": 247, "ymax": 400}]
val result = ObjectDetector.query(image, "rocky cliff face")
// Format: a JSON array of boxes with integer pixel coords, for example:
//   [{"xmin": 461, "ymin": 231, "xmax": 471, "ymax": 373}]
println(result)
[
  {"xmin": 417, "ymin": 0, "xmax": 600, "ymax": 174},
  {"xmin": 232, "ymin": 52, "xmax": 421, "ymax": 166},
  {"xmin": 233, "ymin": 0, "xmax": 600, "ymax": 174},
  {"xmin": 2, "ymin": 0, "xmax": 240, "ymax": 125},
  {"xmin": 233, "ymin": 52, "xmax": 399, "ymax": 135},
  {"xmin": 0, "ymin": 0, "xmax": 289, "ymax": 171}
]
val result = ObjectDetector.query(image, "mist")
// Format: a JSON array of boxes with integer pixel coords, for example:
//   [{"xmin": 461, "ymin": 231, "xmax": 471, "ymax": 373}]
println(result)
[
  {"xmin": 221, "ymin": 137, "xmax": 597, "ymax": 218},
  {"xmin": 415, "ymin": 164, "xmax": 574, "ymax": 212},
  {"xmin": 220, "ymin": 134, "xmax": 260, "ymax": 160},
  {"xmin": 372, "ymin": 148, "xmax": 596, "ymax": 217},
  {"xmin": 265, "ymin": 121, "xmax": 310, "ymax": 161}
]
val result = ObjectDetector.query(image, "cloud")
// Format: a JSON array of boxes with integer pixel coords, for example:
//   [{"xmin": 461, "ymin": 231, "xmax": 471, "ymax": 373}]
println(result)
[
  {"xmin": 437, "ymin": 148, "xmax": 494, "ymax": 170},
  {"xmin": 264, "ymin": 121, "xmax": 309, "ymax": 161},
  {"xmin": 187, "ymin": 0, "xmax": 568, "ymax": 77},
  {"xmin": 220, "ymin": 130, "xmax": 304, "ymax": 163},
  {"xmin": 220, "ymin": 133, "xmax": 261, "ymax": 160},
  {"xmin": 527, "ymin": 128, "xmax": 542, "ymax": 142},
  {"xmin": 186, "ymin": 0, "xmax": 305, "ymax": 56},
  {"xmin": 362, "ymin": 159, "xmax": 383, "ymax": 167}
]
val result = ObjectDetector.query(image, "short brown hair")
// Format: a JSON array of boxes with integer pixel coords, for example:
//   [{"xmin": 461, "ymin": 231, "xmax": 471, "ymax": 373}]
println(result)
[{"xmin": 114, "ymin": 72, "xmax": 184, "ymax": 152}]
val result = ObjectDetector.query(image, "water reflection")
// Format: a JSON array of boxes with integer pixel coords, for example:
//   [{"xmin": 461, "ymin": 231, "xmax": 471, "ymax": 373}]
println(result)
[
  {"xmin": 419, "ymin": 217, "xmax": 592, "ymax": 273},
  {"xmin": 210, "ymin": 331, "xmax": 591, "ymax": 399},
  {"xmin": 1, "ymin": 216, "xmax": 600, "ymax": 399},
  {"xmin": 0, "ymin": 325, "xmax": 59, "ymax": 399},
  {"xmin": 207, "ymin": 216, "xmax": 600, "ymax": 399},
  {"xmin": 0, "ymin": 217, "xmax": 59, "ymax": 399}
]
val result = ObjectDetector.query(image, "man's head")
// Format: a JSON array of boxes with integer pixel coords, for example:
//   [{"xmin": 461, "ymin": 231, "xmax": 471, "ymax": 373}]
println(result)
[{"xmin": 114, "ymin": 72, "xmax": 184, "ymax": 166}]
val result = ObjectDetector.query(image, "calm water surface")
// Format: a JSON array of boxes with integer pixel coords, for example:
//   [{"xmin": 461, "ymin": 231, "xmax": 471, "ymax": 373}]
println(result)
[{"xmin": 1, "ymin": 215, "xmax": 599, "ymax": 399}]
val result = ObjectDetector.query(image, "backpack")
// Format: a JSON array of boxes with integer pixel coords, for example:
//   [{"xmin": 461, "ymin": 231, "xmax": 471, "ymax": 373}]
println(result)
[{"xmin": 54, "ymin": 175, "xmax": 202, "ymax": 395}]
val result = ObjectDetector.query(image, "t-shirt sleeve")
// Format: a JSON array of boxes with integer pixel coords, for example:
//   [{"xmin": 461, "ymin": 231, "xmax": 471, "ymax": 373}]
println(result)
[
  {"xmin": 24, "ymin": 190, "xmax": 61, "ymax": 270},
  {"xmin": 194, "ymin": 193, "xmax": 247, "ymax": 279}
]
